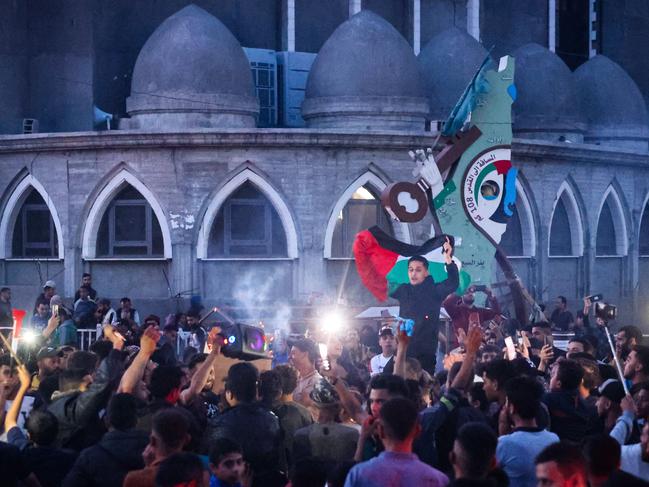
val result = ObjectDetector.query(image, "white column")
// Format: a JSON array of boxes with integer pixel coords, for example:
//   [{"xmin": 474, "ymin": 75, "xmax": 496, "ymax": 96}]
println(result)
[
  {"xmin": 349, "ymin": 0, "xmax": 361, "ymax": 17},
  {"xmin": 548, "ymin": 0, "xmax": 556, "ymax": 52},
  {"xmin": 287, "ymin": 0, "xmax": 295, "ymax": 52},
  {"xmin": 413, "ymin": 0, "xmax": 421, "ymax": 54},
  {"xmin": 467, "ymin": 0, "xmax": 480, "ymax": 41}
]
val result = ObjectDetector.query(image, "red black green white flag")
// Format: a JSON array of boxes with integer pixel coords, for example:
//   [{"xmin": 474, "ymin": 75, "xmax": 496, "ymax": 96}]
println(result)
[{"xmin": 353, "ymin": 226, "xmax": 471, "ymax": 302}]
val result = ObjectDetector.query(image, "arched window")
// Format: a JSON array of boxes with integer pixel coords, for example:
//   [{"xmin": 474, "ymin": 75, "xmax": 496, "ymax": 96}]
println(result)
[
  {"xmin": 11, "ymin": 190, "xmax": 58, "ymax": 257},
  {"xmin": 499, "ymin": 205, "xmax": 523, "ymax": 257},
  {"xmin": 331, "ymin": 185, "xmax": 392, "ymax": 258},
  {"xmin": 549, "ymin": 183, "xmax": 583, "ymax": 257},
  {"xmin": 208, "ymin": 181, "xmax": 287, "ymax": 258},
  {"xmin": 595, "ymin": 187, "xmax": 628, "ymax": 257},
  {"xmin": 596, "ymin": 199, "xmax": 616, "ymax": 256},
  {"xmin": 549, "ymin": 197, "xmax": 573, "ymax": 256},
  {"xmin": 640, "ymin": 200, "xmax": 649, "ymax": 256},
  {"xmin": 96, "ymin": 186, "xmax": 164, "ymax": 257}
]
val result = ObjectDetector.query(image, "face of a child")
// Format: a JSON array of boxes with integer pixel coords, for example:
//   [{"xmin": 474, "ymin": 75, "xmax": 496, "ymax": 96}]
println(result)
[
  {"xmin": 408, "ymin": 261, "xmax": 429, "ymax": 286},
  {"xmin": 211, "ymin": 452, "xmax": 244, "ymax": 485}
]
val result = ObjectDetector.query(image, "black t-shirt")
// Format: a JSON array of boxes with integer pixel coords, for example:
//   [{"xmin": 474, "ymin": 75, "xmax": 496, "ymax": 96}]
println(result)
[{"xmin": 551, "ymin": 309, "xmax": 574, "ymax": 330}]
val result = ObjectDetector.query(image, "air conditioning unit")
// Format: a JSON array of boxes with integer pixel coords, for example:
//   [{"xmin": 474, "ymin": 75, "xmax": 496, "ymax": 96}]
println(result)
[
  {"xmin": 22, "ymin": 118, "xmax": 39, "ymax": 134},
  {"xmin": 243, "ymin": 48, "xmax": 278, "ymax": 127},
  {"xmin": 276, "ymin": 52, "xmax": 316, "ymax": 127}
]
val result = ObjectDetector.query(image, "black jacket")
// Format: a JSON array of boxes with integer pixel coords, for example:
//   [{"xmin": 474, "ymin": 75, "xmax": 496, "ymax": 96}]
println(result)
[
  {"xmin": 205, "ymin": 402, "xmax": 284, "ymax": 483},
  {"xmin": 62, "ymin": 429, "xmax": 149, "ymax": 487},
  {"xmin": 390, "ymin": 263, "xmax": 459, "ymax": 369},
  {"xmin": 48, "ymin": 349, "xmax": 124, "ymax": 450}
]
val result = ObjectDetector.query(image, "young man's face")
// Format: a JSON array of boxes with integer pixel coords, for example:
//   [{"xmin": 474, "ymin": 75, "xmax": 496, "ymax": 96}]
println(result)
[
  {"xmin": 121, "ymin": 300, "xmax": 131, "ymax": 311},
  {"xmin": 535, "ymin": 460, "xmax": 570, "ymax": 487},
  {"xmin": 0, "ymin": 365, "xmax": 18, "ymax": 393},
  {"xmin": 408, "ymin": 261, "xmax": 429, "ymax": 286},
  {"xmin": 555, "ymin": 298, "xmax": 565, "ymax": 311},
  {"xmin": 79, "ymin": 288, "xmax": 89, "ymax": 300},
  {"xmin": 379, "ymin": 334, "xmax": 396, "ymax": 356},
  {"xmin": 289, "ymin": 346, "xmax": 308, "ymax": 369},
  {"xmin": 616, "ymin": 331, "xmax": 633, "ymax": 356},
  {"xmin": 82, "ymin": 275, "xmax": 92, "ymax": 286},
  {"xmin": 479, "ymin": 350, "xmax": 498, "ymax": 364},
  {"xmin": 38, "ymin": 357, "xmax": 60, "ymax": 376},
  {"xmin": 36, "ymin": 303, "xmax": 50, "ymax": 318},
  {"xmin": 566, "ymin": 341, "xmax": 584, "ymax": 356},
  {"xmin": 369, "ymin": 388, "xmax": 391, "ymax": 418},
  {"xmin": 482, "ymin": 374, "xmax": 500, "ymax": 402},
  {"xmin": 0, "ymin": 290, "xmax": 10, "ymax": 301},
  {"xmin": 211, "ymin": 452, "xmax": 245, "ymax": 485},
  {"xmin": 595, "ymin": 395, "xmax": 611, "ymax": 417},
  {"xmin": 636, "ymin": 389, "xmax": 649, "ymax": 419},
  {"xmin": 624, "ymin": 350, "xmax": 639, "ymax": 379}
]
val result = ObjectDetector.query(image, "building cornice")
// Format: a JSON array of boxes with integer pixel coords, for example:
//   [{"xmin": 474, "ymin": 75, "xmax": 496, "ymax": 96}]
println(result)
[
  {"xmin": 512, "ymin": 138, "xmax": 649, "ymax": 166},
  {"xmin": 0, "ymin": 130, "xmax": 648, "ymax": 166},
  {"xmin": 0, "ymin": 128, "xmax": 440, "ymax": 153}
]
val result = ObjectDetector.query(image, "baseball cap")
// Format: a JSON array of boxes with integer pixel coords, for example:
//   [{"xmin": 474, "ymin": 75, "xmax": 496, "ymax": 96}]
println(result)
[
  {"xmin": 598, "ymin": 379, "xmax": 625, "ymax": 403},
  {"xmin": 379, "ymin": 325, "xmax": 394, "ymax": 337},
  {"xmin": 309, "ymin": 378, "xmax": 340, "ymax": 407},
  {"xmin": 43, "ymin": 280, "xmax": 56, "ymax": 289},
  {"xmin": 36, "ymin": 346, "xmax": 63, "ymax": 361}
]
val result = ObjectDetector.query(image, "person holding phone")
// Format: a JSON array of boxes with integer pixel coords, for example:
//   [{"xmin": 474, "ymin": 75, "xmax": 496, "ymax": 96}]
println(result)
[{"xmin": 442, "ymin": 284, "xmax": 501, "ymax": 348}]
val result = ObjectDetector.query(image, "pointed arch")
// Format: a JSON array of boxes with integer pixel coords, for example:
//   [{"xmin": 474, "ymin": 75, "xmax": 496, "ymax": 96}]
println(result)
[
  {"xmin": 639, "ymin": 191, "xmax": 649, "ymax": 256},
  {"xmin": 0, "ymin": 174, "xmax": 64, "ymax": 259},
  {"xmin": 548, "ymin": 180, "xmax": 585, "ymax": 257},
  {"xmin": 82, "ymin": 169, "xmax": 172, "ymax": 259},
  {"xmin": 595, "ymin": 185, "xmax": 629, "ymax": 256},
  {"xmin": 196, "ymin": 167, "xmax": 299, "ymax": 259},
  {"xmin": 500, "ymin": 177, "xmax": 538, "ymax": 257},
  {"xmin": 324, "ymin": 171, "xmax": 411, "ymax": 259}
]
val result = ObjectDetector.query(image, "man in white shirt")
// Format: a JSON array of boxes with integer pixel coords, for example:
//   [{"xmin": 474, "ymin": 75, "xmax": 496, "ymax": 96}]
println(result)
[
  {"xmin": 621, "ymin": 422, "xmax": 649, "ymax": 479},
  {"xmin": 370, "ymin": 326, "xmax": 396, "ymax": 376}
]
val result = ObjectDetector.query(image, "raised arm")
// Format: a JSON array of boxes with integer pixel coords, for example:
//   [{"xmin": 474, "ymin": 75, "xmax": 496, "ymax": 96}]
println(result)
[
  {"xmin": 4, "ymin": 365, "xmax": 30, "ymax": 433},
  {"xmin": 180, "ymin": 328, "xmax": 221, "ymax": 405},
  {"xmin": 118, "ymin": 325, "xmax": 160, "ymax": 394},
  {"xmin": 393, "ymin": 327, "xmax": 410, "ymax": 379},
  {"xmin": 450, "ymin": 325, "xmax": 482, "ymax": 391},
  {"xmin": 435, "ymin": 237, "xmax": 459, "ymax": 297}
]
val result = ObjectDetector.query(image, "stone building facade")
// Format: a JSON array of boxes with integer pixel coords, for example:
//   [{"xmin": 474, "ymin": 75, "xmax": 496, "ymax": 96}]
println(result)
[{"xmin": 1, "ymin": 1, "xmax": 649, "ymax": 328}]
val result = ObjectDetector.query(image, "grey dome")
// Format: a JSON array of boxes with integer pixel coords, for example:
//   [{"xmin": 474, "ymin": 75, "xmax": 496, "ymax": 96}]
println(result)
[
  {"xmin": 302, "ymin": 10, "xmax": 429, "ymax": 130},
  {"xmin": 512, "ymin": 43, "xmax": 585, "ymax": 141},
  {"xmin": 126, "ymin": 4, "xmax": 258, "ymax": 130},
  {"xmin": 574, "ymin": 55, "xmax": 649, "ymax": 150},
  {"xmin": 418, "ymin": 27, "xmax": 490, "ymax": 121}
]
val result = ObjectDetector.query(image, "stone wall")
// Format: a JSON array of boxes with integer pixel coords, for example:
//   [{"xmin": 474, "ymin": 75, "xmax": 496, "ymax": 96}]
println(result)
[{"xmin": 0, "ymin": 130, "xmax": 648, "ymax": 328}]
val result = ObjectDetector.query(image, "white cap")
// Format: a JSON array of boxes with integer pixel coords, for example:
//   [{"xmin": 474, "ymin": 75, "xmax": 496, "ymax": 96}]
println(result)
[{"xmin": 43, "ymin": 280, "xmax": 56, "ymax": 289}]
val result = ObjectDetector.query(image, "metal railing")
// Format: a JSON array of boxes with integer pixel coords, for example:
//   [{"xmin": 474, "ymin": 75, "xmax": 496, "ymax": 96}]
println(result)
[{"xmin": 0, "ymin": 326, "xmax": 98, "ymax": 352}]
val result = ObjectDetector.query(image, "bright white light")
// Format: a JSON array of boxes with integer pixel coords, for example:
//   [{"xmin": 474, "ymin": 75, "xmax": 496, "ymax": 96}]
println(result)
[
  {"xmin": 21, "ymin": 329, "xmax": 38, "ymax": 345},
  {"xmin": 319, "ymin": 311, "xmax": 345, "ymax": 334},
  {"xmin": 318, "ymin": 343, "xmax": 328, "ymax": 360}
]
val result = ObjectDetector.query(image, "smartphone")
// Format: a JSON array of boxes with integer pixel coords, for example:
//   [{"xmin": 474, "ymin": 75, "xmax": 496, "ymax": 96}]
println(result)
[
  {"xmin": 52, "ymin": 304, "xmax": 59, "ymax": 317},
  {"xmin": 587, "ymin": 294, "xmax": 603, "ymax": 303},
  {"xmin": 473, "ymin": 284, "xmax": 487, "ymax": 292},
  {"xmin": 504, "ymin": 336, "xmax": 516, "ymax": 361}
]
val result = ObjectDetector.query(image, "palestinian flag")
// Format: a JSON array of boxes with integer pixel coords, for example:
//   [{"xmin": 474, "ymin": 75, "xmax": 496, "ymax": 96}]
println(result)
[{"xmin": 353, "ymin": 226, "xmax": 471, "ymax": 302}]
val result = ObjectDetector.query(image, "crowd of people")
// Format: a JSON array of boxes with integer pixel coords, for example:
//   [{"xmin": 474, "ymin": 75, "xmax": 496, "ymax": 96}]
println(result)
[{"xmin": 0, "ymin": 265, "xmax": 649, "ymax": 486}]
